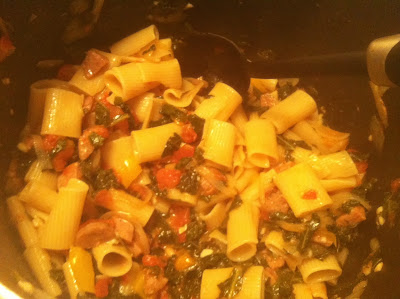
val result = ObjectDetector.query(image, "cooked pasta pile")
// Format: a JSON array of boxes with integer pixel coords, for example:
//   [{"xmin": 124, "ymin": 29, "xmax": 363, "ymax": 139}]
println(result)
[{"xmin": 6, "ymin": 25, "xmax": 371, "ymax": 299}]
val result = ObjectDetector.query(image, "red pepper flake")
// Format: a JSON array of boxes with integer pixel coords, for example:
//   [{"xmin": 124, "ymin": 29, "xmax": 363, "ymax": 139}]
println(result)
[{"xmin": 302, "ymin": 189, "xmax": 318, "ymax": 200}]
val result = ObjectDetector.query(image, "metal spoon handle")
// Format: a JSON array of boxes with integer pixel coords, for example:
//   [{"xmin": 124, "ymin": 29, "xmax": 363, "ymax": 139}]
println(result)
[{"xmin": 247, "ymin": 51, "xmax": 367, "ymax": 78}]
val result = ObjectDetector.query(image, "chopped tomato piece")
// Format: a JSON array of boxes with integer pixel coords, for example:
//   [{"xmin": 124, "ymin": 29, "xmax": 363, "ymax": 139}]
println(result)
[
  {"xmin": 95, "ymin": 277, "xmax": 112, "ymax": 298},
  {"xmin": 156, "ymin": 168, "xmax": 182, "ymax": 189},
  {"xmin": 160, "ymin": 288, "xmax": 169, "ymax": 299},
  {"xmin": 57, "ymin": 162, "xmax": 82, "ymax": 189},
  {"xmin": 302, "ymin": 189, "xmax": 318, "ymax": 200},
  {"xmin": 94, "ymin": 189, "xmax": 113, "ymax": 207},
  {"xmin": 181, "ymin": 124, "xmax": 198, "ymax": 143},
  {"xmin": 56, "ymin": 64, "xmax": 77, "ymax": 81},
  {"xmin": 0, "ymin": 35, "xmax": 16, "ymax": 62},
  {"xmin": 168, "ymin": 206, "xmax": 190, "ymax": 243},
  {"xmin": 42, "ymin": 135, "xmax": 61, "ymax": 152},
  {"xmin": 355, "ymin": 161, "xmax": 368, "ymax": 174},
  {"xmin": 79, "ymin": 125, "xmax": 109, "ymax": 160},
  {"xmin": 172, "ymin": 144, "xmax": 195, "ymax": 162},
  {"xmin": 142, "ymin": 255, "xmax": 167, "ymax": 268},
  {"xmin": 52, "ymin": 139, "xmax": 75, "ymax": 172},
  {"xmin": 391, "ymin": 178, "xmax": 400, "ymax": 193},
  {"xmin": 336, "ymin": 206, "xmax": 366, "ymax": 227}
]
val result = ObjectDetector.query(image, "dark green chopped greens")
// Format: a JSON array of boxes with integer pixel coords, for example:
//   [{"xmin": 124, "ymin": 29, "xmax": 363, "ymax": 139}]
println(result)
[
  {"xmin": 110, "ymin": 113, "xmax": 130, "ymax": 127},
  {"xmin": 160, "ymin": 103, "xmax": 188, "ymax": 123},
  {"xmin": 341, "ymin": 200, "xmax": 363, "ymax": 214},
  {"xmin": 277, "ymin": 135, "xmax": 311, "ymax": 161},
  {"xmin": 148, "ymin": 172, "xmax": 167, "ymax": 198},
  {"xmin": 310, "ymin": 243, "xmax": 335, "ymax": 260},
  {"xmin": 146, "ymin": 265, "xmax": 161, "ymax": 276},
  {"xmin": 352, "ymin": 177, "xmax": 378, "ymax": 198},
  {"xmin": 277, "ymin": 83, "xmax": 296, "ymax": 100},
  {"xmin": 14, "ymin": 150, "xmax": 36, "ymax": 178},
  {"xmin": 327, "ymin": 225, "xmax": 359, "ymax": 248},
  {"xmin": 89, "ymin": 132, "xmax": 105, "ymax": 148},
  {"xmin": 162, "ymin": 133, "xmax": 182, "ymax": 157},
  {"xmin": 298, "ymin": 213, "xmax": 320, "ymax": 253},
  {"xmin": 243, "ymin": 103, "xmax": 269, "ymax": 114},
  {"xmin": 252, "ymin": 86, "xmax": 263, "ymax": 100},
  {"xmin": 178, "ymin": 169, "xmax": 199, "ymax": 195},
  {"xmin": 186, "ymin": 220, "xmax": 206, "ymax": 242},
  {"xmin": 93, "ymin": 169, "xmax": 121, "ymax": 190},
  {"xmin": 114, "ymin": 97, "xmax": 136, "ymax": 130},
  {"xmin": 95, "ymin": 102, "xmax": 110, "ymax": 126},
  {"xmin": 218, "ymin": 266, "xmax": 244, "ymax": 298},
  {"xmin": 188, "ymin": 114, "xmax": 205, "ymax": 137},
  {"xmin": 50, "ymin": 268, "xmax": 67, "ymax": 294},
  {"xmin": 266, "ymin": 268, "xmax": 303, "ymax": 298},
  {"xmin": 200, "ymin": 253, "xmax": 232, "ymax": 269}
]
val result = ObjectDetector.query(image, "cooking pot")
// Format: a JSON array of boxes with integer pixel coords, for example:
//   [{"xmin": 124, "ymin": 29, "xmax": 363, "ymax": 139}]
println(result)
[{"xmin": 1, "ymin": 0, "xmax": 400, "ymax": 298}]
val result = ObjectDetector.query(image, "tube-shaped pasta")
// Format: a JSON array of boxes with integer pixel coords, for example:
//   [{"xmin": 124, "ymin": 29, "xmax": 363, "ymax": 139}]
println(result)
[
  {"xmin": 264, "ymin": 230, "xmax": 286, "ymax": 256},
  {"xmin": 320, "ymin": 177, "xmax": 357, "ymax": 192},
  {"xmin": 233, "ymin": 145, "xmax": 246, "ymax": 180},
  {"xmin": 200, "ymin": 267, "xmax": 233, "ymax": 299},
  {"xmin": 293, "ymin": 283, "xmax": 313, "ymax": 299},
  {"xmin": 227, "ymin": 202, "xmax": 259, "ymax": 262},
  {"xmin": 92, "ymin": 241, "xmax": 133, "ymax": 277},
  {"xmin": 104, "ymin": 59, "xmax": 182, "ymax": 100},
  {"xmin": 261, "ymin": 90, "xmax": 317, "ymax": 134},
  {"xmin": 131, "ymin": 123, "xmax": 182, "ymax": 163},
  {"xmin": 164, "ymin": 78, "xmax": 204, "ymax": 107},
  {"xmin": 102, "ymin": 136, "xmax": 142, "ymax": 188},
  {"xmin": 230, "ymin": 105, "xmax": 248, "ymax": 135},
  {"xmin": 139, "ymin": 38, "xmax": 174, "ymax": 62},
  {"xmin": 235, "ymin": 168, "xmax": 259, "ymax": 193},
  {"xmin": 240, "ymin": 178, "xmax": 260, "ymax": 204},
  {"xmin": 95, "ymin": 189, "xmax": 154, "ymax": 226},
  {"xmin": 7, "ymin": 196, "xmax": 39, "ymax": 248},
  {"xmin": 244, "ymin": 119, "xmax": 278, "ymax": 168},
  {"xmin": 19, "ymin": 180, "xmax": 58, "ymax": 213},
  {"xmin": 126, "ymin": 92, "xmax": 156, "ymax": 128},
  {"xmin": 24, "ymin": 161, "xmax": 58, "ymax": 190},
  {"xmin": 41, "ymin": 88, "xmax": 84, "ymax": 138},
  {"xmin": 250, "ymin": 78, "xmax": 278, "ymax": 93},
  {"xmin": 195, "ymin": 82, "xmax": 242, "ymax": 121},
  {"xmin": 39, "ymin": 179, "xmax": 88, "ymax": 250},
  {"xmin": 309, "ymin": 282, "xmax": 328, "ymax": 299},
  {"xmin": 235, "ymin": 266, "xmax": 264, "ymax": 299},
  {"xmin": 110, "ymin": 25, "xmax": 159, "ymax": 56},
  {"xmin": 67, "ymin": 247, "xmax": 95, "ymax": 294},
  {"xmin": 201, "ymin": 119, "xmax": 236, "ymax": 169},
  {"xmin": 27, "ymin": 79, "xmax": 77, "ymax": 133},
  {"xmin": 200, "ymin": 202, "xmax": 229, "ymax": 230},
  {"xmin": 274, "ymin": 163, "xmax": 333, "ymax": 217},
  {"xmin": 24, "ymin": 246, "xmax": 62, "ymax": 297},
  {"xmin": 63, "ymin": 262, "xmax": 79, "ymax": 299},
  {"xmin": 299, "ymin": 255, "xmax": 342, "ymax": 283}
]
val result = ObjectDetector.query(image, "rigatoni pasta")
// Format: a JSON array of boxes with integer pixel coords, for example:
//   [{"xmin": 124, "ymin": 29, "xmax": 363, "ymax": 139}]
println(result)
[{"xmin": 7, "ymin": 24, "xmax": 373, "ymax": 299}]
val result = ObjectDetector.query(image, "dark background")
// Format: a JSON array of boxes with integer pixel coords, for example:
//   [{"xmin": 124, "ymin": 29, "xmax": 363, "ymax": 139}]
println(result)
[{"xmin": 0, "ymin": 0, "xmax": 400, "ymax": 297}]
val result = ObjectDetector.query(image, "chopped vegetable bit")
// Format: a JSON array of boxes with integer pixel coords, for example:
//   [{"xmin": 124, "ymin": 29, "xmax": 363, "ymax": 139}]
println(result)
[{"xmin": 302, "ymin": 189, "xmax": 318, "ymax": 200}]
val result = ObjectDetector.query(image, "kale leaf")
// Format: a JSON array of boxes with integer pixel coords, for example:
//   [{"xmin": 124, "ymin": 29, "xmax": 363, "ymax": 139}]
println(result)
[{"xmin": 162, "ymin": 133, "xmax": 182, "ymax": 157}]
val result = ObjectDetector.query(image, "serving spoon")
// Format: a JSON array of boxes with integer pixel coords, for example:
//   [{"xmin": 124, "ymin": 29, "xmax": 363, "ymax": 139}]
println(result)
[{"xmin": 174, "ymin": 31, "xmax": 400, "ymax": 95}]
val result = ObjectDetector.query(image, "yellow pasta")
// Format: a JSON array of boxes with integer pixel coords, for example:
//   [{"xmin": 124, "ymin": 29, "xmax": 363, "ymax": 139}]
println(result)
[
  {"xmin": 274, "ymin": 163, "xmax": 333, "ymax": 217},
  {"xmin": 201, "ymin": 119, "xmax": 236, "ymax": 169},
  {"xmin": 41, "ymin": 88, "xmax": 84, "ymax": 138},
  {"xmin": 227, "ymin": 202, "xmax": 259, "ymax": 262},
  {"xmin": 7, "ymin": 196, "xmax": 39, "ymax": 248},
  {"xmin": 102, "ymin": 136, "xmax": 142, "ymax": 188},
  {"xmin": 235, "ymin": 167, "xmax": 259, "ymax": 193},
  {"xmin": 293, "ymin": 283, "xmax": 313, "ymax": 299},
  {"xmin": 96, "ymin": 189, "xmax": 154, "ymax": 226},
  {"xmin": 250, "ymin": 78, "xmax": 278, "ymax": 93},
  {"xmin": 92, "ymin": 241, "xmax": 133, "ymax": 277},
  {"xmin": 195, "ymin": 82, "xmax": 242, "ymax": 121},
  {"xmin": 264, "ymin": 230, "xmax": 287, "ymax": 256},
  {"xmin": 18, "ymin": 180, "xmax": 58, "ymax": 213},
  {"xmin": 320, "ymin": 177, "xmax": 358, "ymax": 192},
  {"xmin": 230, "ymin": 104, "xmax": 248, "ymax": 135},
  {"xmin": 131, "ymin": 122, "xmax": 182, "ymax": 163},
  {"xmin": 39, "ymin": 179, "xmax": 89, "ymax": 250},
  {"xmin": 261, "ymin": 90, "xmax": 317, "ymax": 134},
  {"xmin": 299, "ymin": 255, "xmax": 342, "ymax": 283},
  {"xmin": 164, "ymin": 78, "xmax": 204, "ymax": 107},
  {"xmin": 200, "ymin": 202, "xmax": 229, "ymax": 230},
  {"xmin": 24, "ymin": 246, "xmax": 62, "ymax": 297},
  {"xmin": 244, "ymin": 119, "xmax": 278, "ymax": 168},
  {"xmin": 166, "ymin": 188, "xmax": 197, "ymax": 206},
  {"xmin": 110, "ymin": 25, "xmax": 159, "ymax": 56},
  {"xmin": 104, "ymin": 59, "xmax": 182, "ymax": 100},
  {"xmin": 235, "ymin": 266, "xmax": 264, "ymax": 299},
  {"xmin": 200, "ymin": 267, "xmax": 233, "ymax": 299}
]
